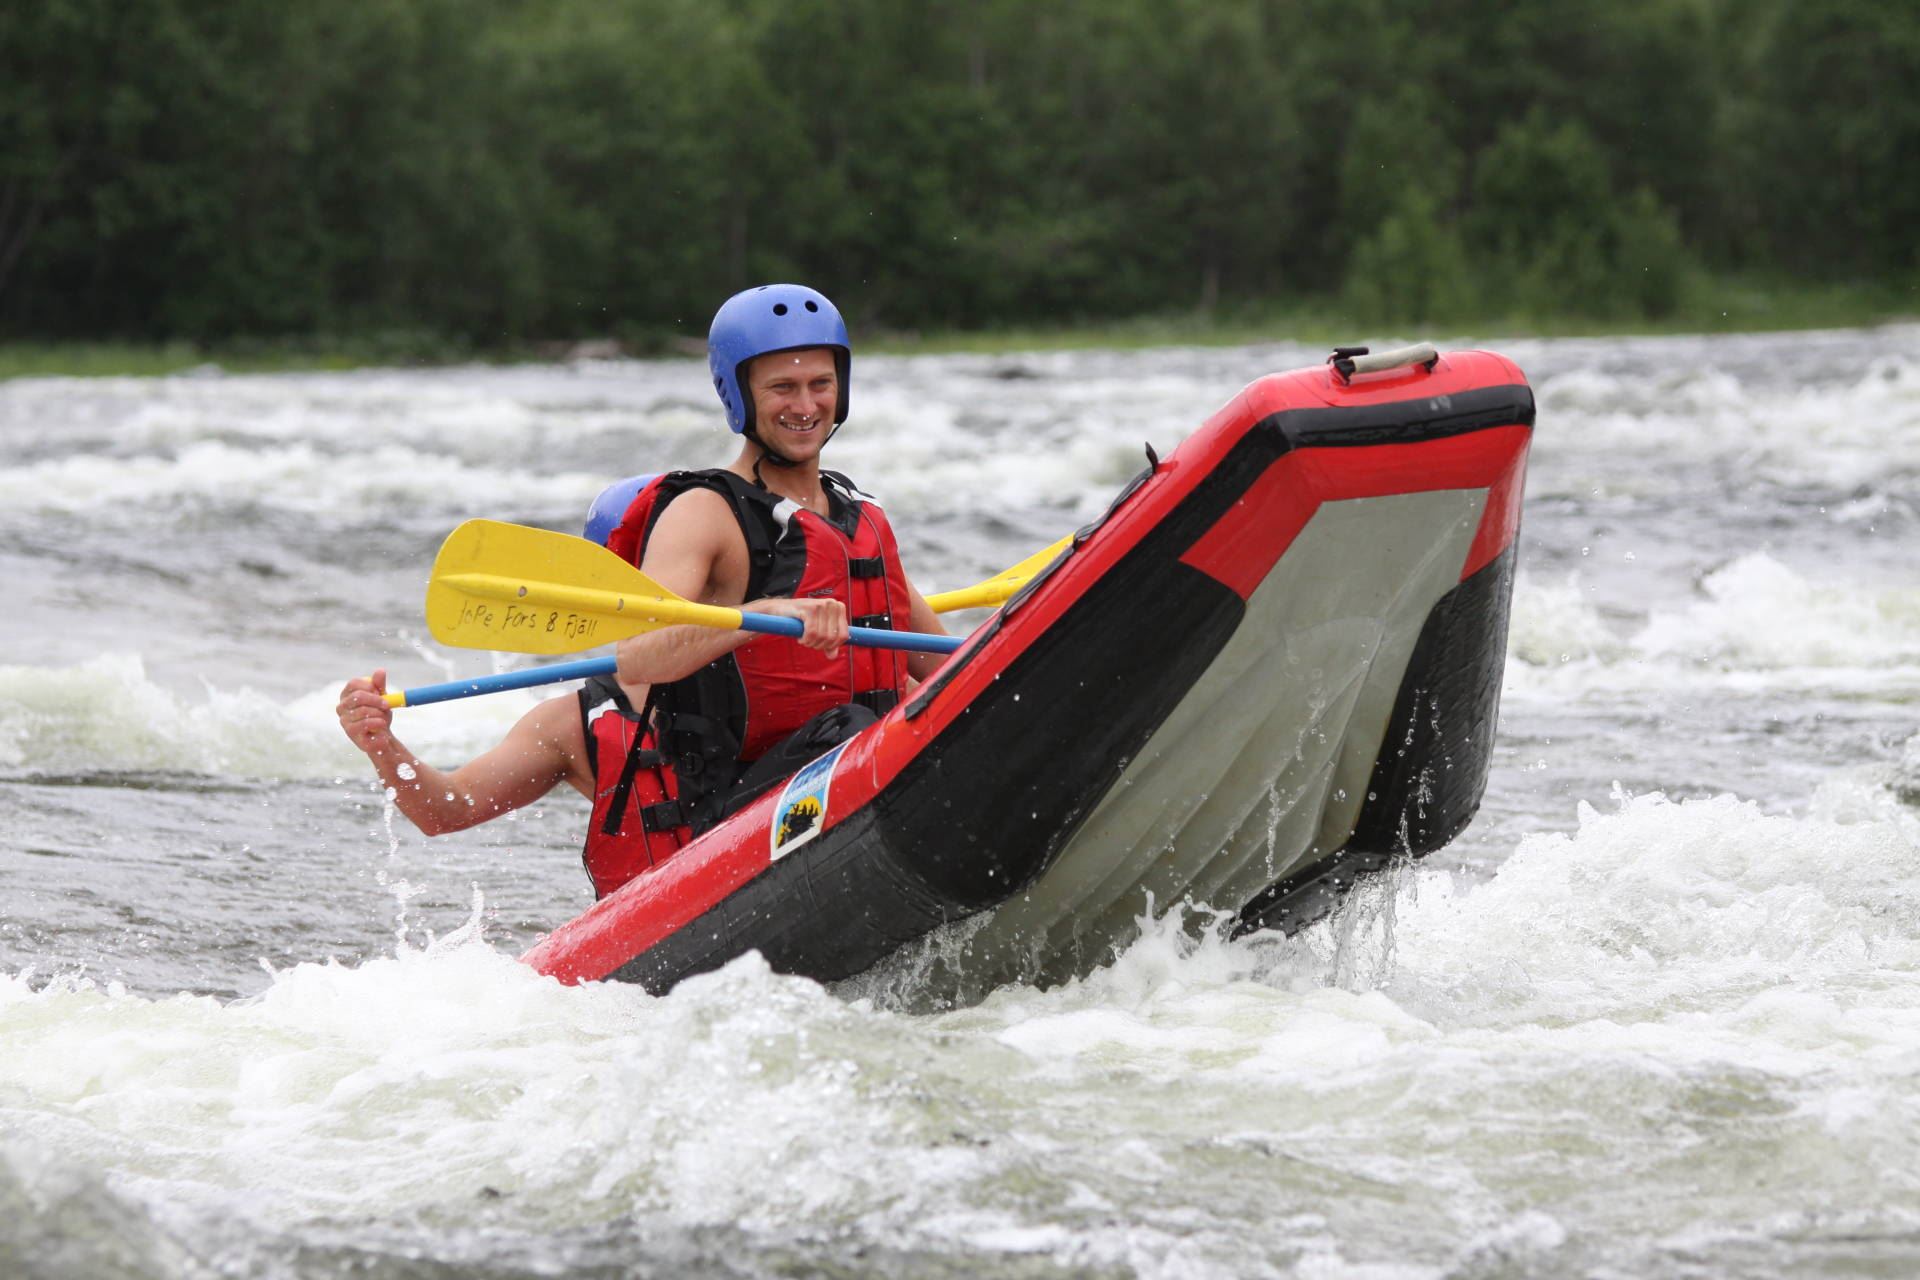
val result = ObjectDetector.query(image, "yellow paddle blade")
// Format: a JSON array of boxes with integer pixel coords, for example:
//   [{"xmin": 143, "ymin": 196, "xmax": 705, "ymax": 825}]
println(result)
[
  {"xmin": 926, "ymin": 534, "xmax": 1074, "ymax": 613},
  {"xmin": 425, "ymin": 519, "xmax": 743, "ymax": 655}
]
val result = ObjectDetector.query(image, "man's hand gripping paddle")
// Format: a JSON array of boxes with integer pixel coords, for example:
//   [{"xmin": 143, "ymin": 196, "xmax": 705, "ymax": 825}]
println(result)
[{"xmin": 384, "ymin": 522, "xmax": 1068, "ymax": 708}]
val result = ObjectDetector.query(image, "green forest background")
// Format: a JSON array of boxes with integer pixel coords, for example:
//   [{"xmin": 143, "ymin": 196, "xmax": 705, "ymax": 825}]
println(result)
[{"xmin": 4, "ymin": 0, "xmax": 1916, "ymax": 362}]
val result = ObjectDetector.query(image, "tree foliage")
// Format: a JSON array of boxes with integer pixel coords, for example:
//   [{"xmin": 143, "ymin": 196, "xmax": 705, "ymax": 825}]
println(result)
[{"xmin": 0, "ymin": 0, "xmax": 1912, "ymax": 342}]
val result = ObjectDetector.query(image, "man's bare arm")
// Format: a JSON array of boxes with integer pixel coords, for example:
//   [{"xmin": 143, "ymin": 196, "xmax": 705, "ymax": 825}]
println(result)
[{"xmin": 338, "ymin": 672, "xmax": 588, "ymax": 835}]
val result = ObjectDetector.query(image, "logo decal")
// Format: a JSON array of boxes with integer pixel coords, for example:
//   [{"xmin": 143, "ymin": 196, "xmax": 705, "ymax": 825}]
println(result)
[{"xmin": 771, "ymin": 741, "xmax": 851, "ymax": 861}]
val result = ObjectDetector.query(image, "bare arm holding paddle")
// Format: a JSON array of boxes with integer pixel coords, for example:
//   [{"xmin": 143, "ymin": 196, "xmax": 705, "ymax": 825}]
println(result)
[{"xmin": 336, "ymin": 668, "xmax": 592, "ymax": 834}]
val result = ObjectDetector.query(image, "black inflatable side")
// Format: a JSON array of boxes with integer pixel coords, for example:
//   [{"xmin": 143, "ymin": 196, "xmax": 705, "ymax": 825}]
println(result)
[{"xmin": 1232, "ymin": 544, "xmax": 1518, "ymax": 938}]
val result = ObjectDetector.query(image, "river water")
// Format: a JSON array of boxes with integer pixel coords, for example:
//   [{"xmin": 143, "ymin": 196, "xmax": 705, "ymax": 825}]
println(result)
[{"xmin": 2, "ymin": 327, "xmax": 1917, "ymax": 1278}]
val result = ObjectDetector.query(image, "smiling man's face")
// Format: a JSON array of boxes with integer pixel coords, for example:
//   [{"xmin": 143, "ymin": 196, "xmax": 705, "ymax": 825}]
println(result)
[{"xmin": 747, "ymin": 348, "xmax": 839, "ymax": 458}]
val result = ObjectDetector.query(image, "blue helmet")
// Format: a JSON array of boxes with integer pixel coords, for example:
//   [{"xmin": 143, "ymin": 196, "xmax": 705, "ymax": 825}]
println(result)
[
  {"xmin": 584, "ymin": 474, "xmax": 656, "ymax": 547},
  {"xmin": 707, "ymin": 284, "xmax": 850, "ymax": 435}
]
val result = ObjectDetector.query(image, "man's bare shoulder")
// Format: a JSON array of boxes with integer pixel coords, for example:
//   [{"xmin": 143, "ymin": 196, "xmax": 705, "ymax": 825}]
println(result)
[
  {"xmin": 642, "ymin": 481, "xmax": 752, "ymax": 603},
  {"xmin": 649, "ymin": 484, "xmax": 740, "ymax": 544}
]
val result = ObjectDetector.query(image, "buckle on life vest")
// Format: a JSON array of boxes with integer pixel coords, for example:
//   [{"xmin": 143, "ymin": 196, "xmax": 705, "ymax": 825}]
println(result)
[
  {"xmin": 639, "ymin": 799, "xmax": 687, "ymax": 833},
  {"xmin": 847, "ymin": 555, "xmax": 885, "ymax": 578},
  {"xmin": 601, "ymin": 739, "xmax": 667, "ymax": 837},
  {"xmin": 852, "ymin": 613, "xmax": 891, "ymax": 630}
]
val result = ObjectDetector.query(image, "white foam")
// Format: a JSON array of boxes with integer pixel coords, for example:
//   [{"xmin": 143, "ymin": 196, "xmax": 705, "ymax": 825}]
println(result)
[
  {"xmin": 1504, "ymin": 556, "xmax": 1920, "ymax": 702},
  {"xmin": 0, "ymin": 940, "xmax": 1007, "ymax": 1242},
  {"xmin": 1507, "ymin": 571, "xmax": 1629, "ymax": 666},
  {"xmin": 1, "ymin": 778, "xmax": 1917, "ymax": 1275},
  {"xmin": 0, "ymin": 440, "xmax": 607, "ymax": 519},
  {"xmin": 1525, "ymin": 337, "xmax": 1920, "ymax": 504},
  {"xmin": 1633, "ymin": 553, "xmax": 1920, "ymax": 670},
  {"xmin": 939, "ymin": 780, "xmax": 1920, "ymax": 1099},
  {"xmin": 0, "ymin": 654, "xmax": 538, "ymax": 779},
  {"xmin": 1386, "ymin": 789, "xmax": 1920, "ymax": 1034}
]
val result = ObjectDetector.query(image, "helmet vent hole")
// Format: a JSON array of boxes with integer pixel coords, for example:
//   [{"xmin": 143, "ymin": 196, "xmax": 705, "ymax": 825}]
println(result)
[
  {"xmin": 804, "ymin": 300, "xmax": 819, "ymax": 312},
  {"xmin": 772, "ymin": 303, "xmax": 788, "ymax": 316}
]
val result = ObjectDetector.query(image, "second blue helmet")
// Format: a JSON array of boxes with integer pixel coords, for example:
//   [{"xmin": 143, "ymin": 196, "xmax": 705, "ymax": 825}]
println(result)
[
  {"xmin": 707, "ymin": 284, "xmax": 850, "ymax": 435},
  {"xmin": 584, "ymin": 473, "xmax": 657, "ymax": 547}
]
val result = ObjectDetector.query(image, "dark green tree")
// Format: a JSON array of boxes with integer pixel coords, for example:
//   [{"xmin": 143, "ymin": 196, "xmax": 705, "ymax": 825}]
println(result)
[{"xmin": 1737, "ymin": 0, "xmax": 1920, "ymax": 281}]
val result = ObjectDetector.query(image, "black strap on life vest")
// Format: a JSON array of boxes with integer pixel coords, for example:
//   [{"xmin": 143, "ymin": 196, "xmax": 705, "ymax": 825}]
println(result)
[
  {"xmin": 581, "ymin": 676, "xmax": 678, "ymax": 839},
  {"xmin": 638, "ymin": 798, "xmax": 686, "ymax": 833},
  {"xmin": 649, "ymin": 470, "xmax": 782, "ymax": 600},
  {"xmin": 600, "ymin": 746, "xmax": 689, "ymax": 837},
  {"xmin": 648, "ymin": 696, "xmax": 748, "ymax": 836},
  {"xmin": 599, "ymin": 742, "xmax": 653, "ymax": 836}
]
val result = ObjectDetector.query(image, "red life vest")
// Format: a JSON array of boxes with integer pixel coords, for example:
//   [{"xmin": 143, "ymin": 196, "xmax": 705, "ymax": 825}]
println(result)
[
  {"xmin": 605, "ymin": 468, "xmax": 915, "ymax": 832},
  {"xmin": 578, "ymin": 675, "xmax": 692, "ymax": 899}
]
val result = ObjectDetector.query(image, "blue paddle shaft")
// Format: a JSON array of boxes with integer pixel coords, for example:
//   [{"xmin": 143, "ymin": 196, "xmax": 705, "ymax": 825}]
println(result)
[
  {"xmin": 395, "ymin": 617, "xmax": 960, "ymax": 706},
  {"xmin": 398, "ymin": 657, "xmax": 618, "ymax": 706},
  {"xmin": 735, "ymin": 612, "xmax": 962, "ymax": 654}
]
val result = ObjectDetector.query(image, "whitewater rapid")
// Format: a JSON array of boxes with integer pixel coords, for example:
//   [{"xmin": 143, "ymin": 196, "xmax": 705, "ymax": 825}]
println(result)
[{"xmin": 2, "ymin": 327, "xmax": 1917, "ymax": 1277}]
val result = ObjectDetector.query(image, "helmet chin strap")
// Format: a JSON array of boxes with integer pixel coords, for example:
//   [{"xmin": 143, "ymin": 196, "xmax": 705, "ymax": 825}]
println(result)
[{"xmin": 746, "ymin": 415, "xmax": 840, "ymax": 488}]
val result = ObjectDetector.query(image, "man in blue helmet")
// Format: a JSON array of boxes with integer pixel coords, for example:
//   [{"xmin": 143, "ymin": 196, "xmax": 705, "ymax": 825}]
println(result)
[
  {"xmin": 607, "ymin": 283, "xmax": 948, "ymax": 841},
  {"xmin": 334, "ymin": 284, "xmax": 946, "ymax": 899}
]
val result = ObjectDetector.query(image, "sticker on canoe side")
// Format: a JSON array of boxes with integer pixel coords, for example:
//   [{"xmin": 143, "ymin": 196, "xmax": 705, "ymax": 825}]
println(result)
[{"xmin": 771, "ymin": 740, "xmax": 852, "ymax": 861}]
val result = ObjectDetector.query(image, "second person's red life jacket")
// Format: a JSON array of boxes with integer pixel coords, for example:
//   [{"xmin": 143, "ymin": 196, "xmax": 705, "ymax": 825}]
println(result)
[{"xmin": 577, "ymin": 674, "xmax": 689, "ymax": 899}]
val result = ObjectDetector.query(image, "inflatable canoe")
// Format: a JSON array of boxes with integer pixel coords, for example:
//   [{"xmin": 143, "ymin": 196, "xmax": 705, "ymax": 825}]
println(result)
[{"xmin": 522, "ymin": 345, "xmax": 1535, "ymax": 993}]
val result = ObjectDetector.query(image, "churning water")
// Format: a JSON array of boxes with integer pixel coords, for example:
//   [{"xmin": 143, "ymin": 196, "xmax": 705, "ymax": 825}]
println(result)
[{"xmin": 2, "ymin": 327, "xmax": 1918, "ymax": 1277}]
